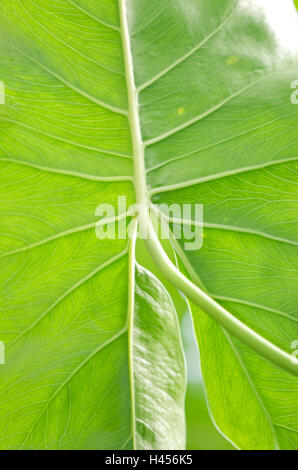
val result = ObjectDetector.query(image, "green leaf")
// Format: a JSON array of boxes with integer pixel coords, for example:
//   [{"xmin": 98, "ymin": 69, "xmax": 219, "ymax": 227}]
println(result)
[
  {"xmin": 0, "ymin": 0, "xmax": 186, "ymax": 450},
  {"xmin": 147, "ymin": 0, "xmax": 298, "ymax": 450},
  {"xmin": 192, "ymin": 303, "xmax": 298, "ymax": 450},
  {"xmin": 0, "ymin": 0, "xmax": 297, "ymax": 450}
]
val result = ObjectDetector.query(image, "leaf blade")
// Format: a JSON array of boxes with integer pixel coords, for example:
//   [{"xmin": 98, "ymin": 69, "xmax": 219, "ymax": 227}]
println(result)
[{"xmin": 0, "ymin": 0, "xmax": 186, "ymax": 450}]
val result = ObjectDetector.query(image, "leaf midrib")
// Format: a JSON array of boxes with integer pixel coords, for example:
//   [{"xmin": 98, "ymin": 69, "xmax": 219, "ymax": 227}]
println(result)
[
  {"xmin": 2, "ymin": 0, "xmax": 297, "ymax": 450},
  {"xmin": 118, "ymin": 0, "xmax": 297, "ymax": 449},
  {"xmin": 118, "ymin": 0, "xmax": 148, "ymax": 450}
]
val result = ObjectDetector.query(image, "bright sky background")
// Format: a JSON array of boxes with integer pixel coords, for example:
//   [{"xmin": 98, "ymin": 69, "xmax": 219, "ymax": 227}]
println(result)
[{"xmin": 256, "ymin": 0, "xmax": 298, "ymax": 51}]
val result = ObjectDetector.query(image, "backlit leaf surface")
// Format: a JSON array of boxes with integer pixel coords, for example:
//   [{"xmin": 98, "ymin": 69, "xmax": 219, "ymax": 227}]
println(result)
[{"xmin": 0, "ymin": 0, "xmax": 297, "ymax": 450}]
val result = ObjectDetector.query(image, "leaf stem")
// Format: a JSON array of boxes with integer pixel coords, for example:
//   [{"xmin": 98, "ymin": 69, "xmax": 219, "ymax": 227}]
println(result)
[
  {"xmin": 118, "ymin": 0, "xmax": 148, "ymax": 450},
  {"xmin": 118, "ymin": 0, "xmax": 298, "ymax": 378},
  {"xmin": 141, "ymin": 210, "xmax": 298, "ymax": 377},
  {"xmin": 118, "ymin": 0, "xmax": 148, "ymax": 208}
]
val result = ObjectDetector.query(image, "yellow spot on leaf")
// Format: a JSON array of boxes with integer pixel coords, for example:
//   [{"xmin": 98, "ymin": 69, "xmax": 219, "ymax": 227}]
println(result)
[
  {"xmin": 226, "ymin": 56, "xmax": 239, "ymax": 65},
  {"xmin": 178, "ymin": 107, "xmax": 184, "ymax": 115}
]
